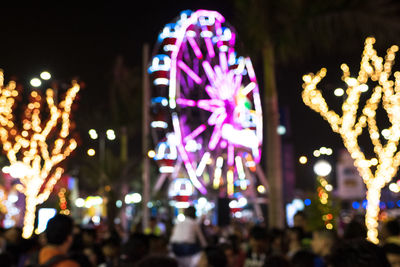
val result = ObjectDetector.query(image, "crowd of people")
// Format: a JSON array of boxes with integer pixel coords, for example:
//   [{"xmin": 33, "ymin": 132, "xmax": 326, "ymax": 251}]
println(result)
[{"xmin": 0, "ymin": 208, "xmax": 400, "ymax": 267}]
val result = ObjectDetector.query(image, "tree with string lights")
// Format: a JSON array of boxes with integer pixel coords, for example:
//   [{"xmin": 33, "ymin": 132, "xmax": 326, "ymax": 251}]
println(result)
[
  {"xmin": 0, "ymin": 70, "xmax": 80, "ymax": 238},
  {"xmin": 302, "ymin": 37, "xmax": 400, "ymax": 244}
]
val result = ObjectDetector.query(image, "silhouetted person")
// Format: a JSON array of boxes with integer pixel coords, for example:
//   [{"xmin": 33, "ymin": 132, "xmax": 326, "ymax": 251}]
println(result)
[
  {"xmin": 311, "ymin": 229, "xmax": 337, "ymax": 266},
  {"xmin": 383, "ymin": 243, "xmax": 400, "ymax": 267},
  {"xmin": 198, "ymin": 245, "xmax": 227, "ymax": 267},
  {"xmin": 381, "ymin": 219, "xmax": 400, "ymax": 245},
  {"xmin": 327, "ymin": 239, "xmax": 390, "ymax": 267},
  {"xmin": 244, "ymin": 225, "xmax": 270, "ymax": 267},
  {"xmin": 39, "ymin": 214, "xmax": 79, "ymax": 267},
  {"xmin": 343, "ymin": 219, "xmax": 367, "ymax": 241}
]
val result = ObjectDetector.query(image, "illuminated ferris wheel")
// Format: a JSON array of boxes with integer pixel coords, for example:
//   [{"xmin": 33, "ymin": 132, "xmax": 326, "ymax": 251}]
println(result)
[{"xmin": 148, "ymin": 10, "xmax": 267, "ymax": 204}]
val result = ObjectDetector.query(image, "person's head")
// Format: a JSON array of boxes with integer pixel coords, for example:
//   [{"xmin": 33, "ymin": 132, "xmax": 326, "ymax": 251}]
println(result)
[
  {"xmin": 291, "ymin": 250, "xmax": 316, "ymax": 267},
  {"xmin": 45, "ymin": 214, "xmax": 74, "ymax": 250},
  {"xmin": 249, "ymin": 225, "xmax": 269, "ymax": 254},
  {"xmin": 293, "ymin": 211, "xmax": 307, "ymax": 230},
  {"xmin": 327, "ymin": 239, "xmax": 390, "ymax": 267},
  {"xmin": 286, "ymin": 227, "xmax": 304, "ymax": 245},
  {"xmin": 311, "ymin": 229, "xmax": 337, "ymax": 257},
  {"xmin": 382, "ymin": 219, "xmax": 400, "ymax": 241},
  {"xmin": 82, "ymin": 228, "xmax": 97, "ymax": 246},
  {"xmin": 220, "ymin": 243, "xmax": 235, "ymax": 267},
  {"xmin": 101, "ymin": 236, "xmax": 120, "ymax": 259},
  {"xmin": 184, "ymin": 206, "xmax": 196, "ymax": 219},
  {"xmin": 343, "ymin": 219, "xmax": 367, "ymax": 241},
  {"xmin": 383, "ymin": 243, "xmax": 400, "ymax": 267},
  {"xmin": 198, "ymin": 245, "xmax": 227, "ymax": 267}
]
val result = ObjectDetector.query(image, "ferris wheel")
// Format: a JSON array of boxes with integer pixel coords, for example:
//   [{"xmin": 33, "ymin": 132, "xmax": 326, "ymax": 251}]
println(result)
[{"xmin": 148, "ymin": 10, "xmax": 267, "ymax": 203}]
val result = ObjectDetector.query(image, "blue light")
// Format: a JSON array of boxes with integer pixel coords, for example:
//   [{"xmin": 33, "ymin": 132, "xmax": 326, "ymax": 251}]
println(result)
[
  {"xmin": 362, "ymin": 200, "xmax": 368, "ymax": 209},
  {"xmin": 380, "ymin": 202, "xmax": 386, "ymax": 209},
  {"xmin": 304, "ymin": 199, "xmax": 311, "ymax": 206},
  {"xmin": 352, "ymin": 201, "xmax": 360, "ymax": 209},
  {"xmin": 387, "ymin": 201, "xmax": 395, "ymax": 209},
  {"xmin": 397, "ymin": 200, "xmax": 400, "ymax": 207}
]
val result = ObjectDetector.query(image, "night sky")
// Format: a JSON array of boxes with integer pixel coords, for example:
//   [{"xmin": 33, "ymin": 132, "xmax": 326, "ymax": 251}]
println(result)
[{"xmin": 1, "ymin": 3, "xmax": 398, "ymax": 191}]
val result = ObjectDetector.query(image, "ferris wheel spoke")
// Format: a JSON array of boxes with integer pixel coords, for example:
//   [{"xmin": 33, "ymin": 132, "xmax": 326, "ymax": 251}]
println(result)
[
  {"xmin": 183, "ymin": 124, "xmax": 206, "ymax": 143},
  {"xmin": 203, "ymin": 36, "xmax": 215, "ymax": 58},
  {"xmin": 177, "ymin": 60, "xmax": 202, "ymax": 84},
  {"xmin": 187, "ymin": 36, "xmax": 203, "ymax": 59},
  {"xmin": 202, "ymin": 61, "xmax": 216, "ymax": 87},
  {"xmin": 219, "ymin": 52, "xmax": 228, "ymax": 72},
  {"xmin": 176, "ymin": 98, "xmax": 196, "ymax": 107}
]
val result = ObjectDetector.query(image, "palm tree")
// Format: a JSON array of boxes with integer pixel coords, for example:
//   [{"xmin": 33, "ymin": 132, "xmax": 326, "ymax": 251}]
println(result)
[{"xmin": 233, "ymin": 0, "xmax": 400, "ymax": 228}]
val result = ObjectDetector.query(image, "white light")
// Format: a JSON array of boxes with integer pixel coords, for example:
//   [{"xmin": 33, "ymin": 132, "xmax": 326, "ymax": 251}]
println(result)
[
  {"xmin": 75, "ymin": 198, "xmax": 85, "ymax": 208},
  {"xmin": 389, "ymin": 183, "xmax": 400, "ymax": 193},
  {"xmin": 313, "ymin": 160, "xmax": 332, "ymax": 176},
  {"xmin": 277, "ymin": 125, "xmax": 286, "ymax": 135},
  {"xmin": 234, "ymin": 211, "xmax": 243, "ymax": 218},
  {"xmin": 30, "ymin": 78, "xmax": 41, "ymax": 87},
  {"xmin": 106, "ymin": 129, "xmax": 116, "ymax": 140},
  {"xmin": 381, "ymin": 129, "xmax": 390, "ymax": 139},
  {"xmin": 292, "ymin": 198, "xmax": 305, "ymax": 210},
  {"xmin": 177, "ymin": 214, "xmax": 185, "ymax": 222},
  {"xmin": 147, "ymin": 202, "xmax": 153, "ymax": 208},
  {"xmin": 313, "ymin": 150, "xmax": 321, "ymax": 157},
  {"xmin": 334, "ymin": 88, "xmax": 344, "ymax": 97},
  {"xmin": 151, "ymin": 121, "xmax": 168, "ymax": 129},
  {"xmin": 40, "ymin": 71, "xmax": 51, "ymax": 80},
  {"xmin": 37, "ymin": 208, "xmax": 56, "ymax": 234},
  {"xmin": 8, "ymin": 193, "xmax": 18, "ymax": 203},
  {"xmin": 161, "ymin": 98, "xmax": 168, "ymax": 106},
  {"xmin": 9, "ymin": 162, "xmax": 33, "ymax": 178},
  {"xmin": 159, "ymin": 166, "xmax": 174, "ymax": 173},
  {"xmin": 359, "ymin": 84, "xmax": 369, "ymax": 92},
  {"xmin": 131, "ymin": 193, "xmax": 142, "ymax": 203},
  {"xmin": 175, "ymin": 202, "xmax": 190, "ymax": 209},
  {"xmin": 325, "ymin": 184, "xmax": 333, "ymax": 192},
  {"xmin": 326, "ymin": 148, "xmax": 333, "ymax": 155},
  {"xmin": 320, "ymin": 147, "xmax": 327, "ymax": 154},
  {"xmin": 2, "ymin": 166, "xmax": 10, "ymax": 173},
  {"xmin": 229, "ymin": 200, "xmax": 238, "ymax": 209},
  {"xmin": 125, "ymin": 193, "xmax": 142, "ymax": 204},
  {"xmin": 346, "ymin": 77, "xmax": 358, "ymax": 87},
  {"xmin": 88, "ymin": 129, "xmax": 98, "ymax": 139},
  {"xmin": 238, "ymin": 197, "xmax": 248, "ymax": 207},
  {"xmin": 116, "ymin": 200, "xmax": 122, "ymax": 208},
  {"xmin": 92, "ymin": 215, "xmax": 101, "ymax": 225},
  {"xmin": 198, "ymin": 197, "xmax": 207, "ymax": 206}
]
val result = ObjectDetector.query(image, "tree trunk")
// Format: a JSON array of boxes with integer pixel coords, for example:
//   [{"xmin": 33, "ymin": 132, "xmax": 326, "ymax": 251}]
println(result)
[
  {"xmin": 262, "ymin": 42, "xmax": 284, "ymax": 228},
  {"xmin": 22, "ymin": 193, "xmax": 38, "ymax": 239},
  {"xmin": 365, "ymin": 182, "xmax": 382, "ymax": 244}
]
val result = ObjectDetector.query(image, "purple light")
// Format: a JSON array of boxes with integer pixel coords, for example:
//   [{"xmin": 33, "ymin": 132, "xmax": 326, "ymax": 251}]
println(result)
[
  {"xmin": 202, "ymin": 61, "xmax": 216, "ymax": 86},
  {"xmin": 178, "ymin": 60, "xmax": 202, "ymax": 84},
  {"xmin": 187, "ymin": 36, "xmax": 203, "ymax": 59},
  {"xmin": 176, "ymin": 98, "xmax": 196, "ymax": 107},
  {"xmin": 204, "ymin": 36, "xmax": 215, "ymax": 58},
  {"xmin": 184, "ymin": 124, "xmax": 206, "ymax": 142},
  {"xmin": 219, "ymin": 52, "xmax": 228, "ymax": 72},
  {"xmin": 228, "ymin": 143, "xmax": 234, "ymax": 166}
]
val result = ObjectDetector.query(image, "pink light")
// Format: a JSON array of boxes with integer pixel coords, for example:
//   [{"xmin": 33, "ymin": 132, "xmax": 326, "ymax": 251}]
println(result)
[
  {"xmin": 202, "ymin": 61, "xmax": 216, "ymax": 85},
  {"xmin": 204, "ymin": 37, "xmax": 215, "ymax": 58},
  {"xmin": 205, "ymin": 85, "xmax": 218, "ymax": 99},
  {"xmin": 209, "ymin": 123, "xmax": 223, "ymax": 150},
  {"xmin": 198, "ymin": 99, "xmax": 224, "ymax": 112},
  {"xmin": 187, "ymin": 36, "xmax": 203, "ymax": 59},
  {"xmin": 228, "ymin": 143, "xmax": 234, "ymax": 166},
  {"xmin": 219, "ymin": 52, "xmax": 228, "ymax": 72},
  {"xmin": 176, "ymin": 98, "xmax": 196, "ymax": 107},
  {"xmin": 220, "ymin": 140, "xmax": 228, "ymax": 149},
  {"xmin": 245, "ymin": 57, "xmax": 256, "ymax": 83},
  {"xmin": 184, "ymin": 124, "xmax": 206, "ymax": 142},
  {"xmin": 208, "ymin": 108, "xmax": 225, "ymax": 125},
  {"xmin": 178, "ymin": 60, "xmax": 202, "ymax": 84}
]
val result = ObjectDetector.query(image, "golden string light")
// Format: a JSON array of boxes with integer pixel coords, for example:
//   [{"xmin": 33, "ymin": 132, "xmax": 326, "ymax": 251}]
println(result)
[
  {"xmin": 302, "ymin": 37, "xmax": 400, "ymax": 244},
  {"xmin": 0, "ymin": 70, "xmax": 79, "ymax": 238}
]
